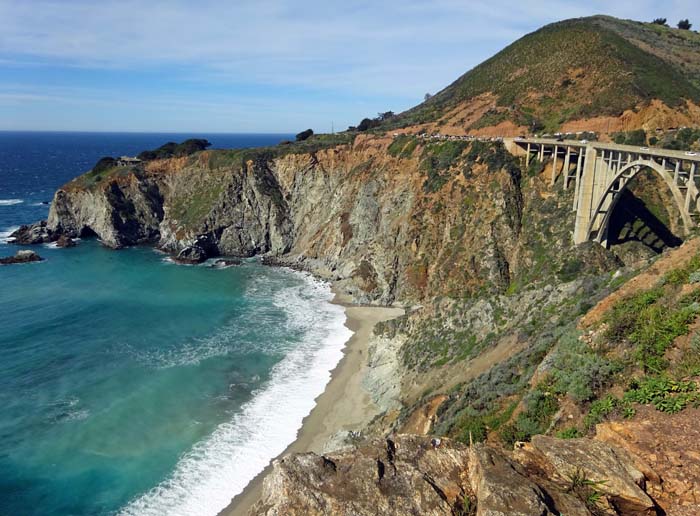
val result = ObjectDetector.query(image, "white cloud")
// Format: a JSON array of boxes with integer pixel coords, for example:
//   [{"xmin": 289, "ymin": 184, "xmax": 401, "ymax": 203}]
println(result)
[{"xmin": 0, "ymin": 0, "xmax": 697, "ymax": 131}]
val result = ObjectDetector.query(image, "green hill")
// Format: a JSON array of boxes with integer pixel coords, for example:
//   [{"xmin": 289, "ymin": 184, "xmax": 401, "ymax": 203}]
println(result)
[{"xmin": 388, "ymin": 16, "xmax": 700, "ymax": 132}]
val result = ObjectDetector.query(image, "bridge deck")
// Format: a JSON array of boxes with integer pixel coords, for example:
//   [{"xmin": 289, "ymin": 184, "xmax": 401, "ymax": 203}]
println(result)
[{"xmin": 511, "ymin": 137, "xmax": 700, "ymax": 163}]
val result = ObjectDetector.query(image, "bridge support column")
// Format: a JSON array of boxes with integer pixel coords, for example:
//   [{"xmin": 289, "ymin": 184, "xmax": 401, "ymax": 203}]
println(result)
[
  {"xmin": 563, "ymin": 147, "xmax": 571, "ymax": 190},
  {"xmin": 526, "ymin": 143, "xmax": 531, "ymax": 168},
  {"xmin": 686, "ymin": 163, "xmax": 698, "ymax": 212},
  {"xmin": 573, "ymin": 151, "xmax": 583, "ymax": 211},
  {"xmin": 551, "ymin": 145, "xmax": 559, "ymax": 186},
  {"xmin": 574, "ymin": 146, "xmax": 599, "ymax": 244}
]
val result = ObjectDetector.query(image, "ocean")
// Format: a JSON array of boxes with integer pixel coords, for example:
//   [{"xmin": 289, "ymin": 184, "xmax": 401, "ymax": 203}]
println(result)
[{"xmin": 0, "ymin": 132, "xmax": 352, "ymax": 516}]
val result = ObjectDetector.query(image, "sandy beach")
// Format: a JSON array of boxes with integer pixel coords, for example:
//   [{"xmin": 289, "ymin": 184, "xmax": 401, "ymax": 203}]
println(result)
[{"xmin": 220, "ymin": 291, "xmax": 404, "ymax": 516}]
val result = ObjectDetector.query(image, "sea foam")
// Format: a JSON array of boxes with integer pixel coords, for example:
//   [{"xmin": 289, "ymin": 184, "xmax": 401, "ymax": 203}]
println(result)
[
  {"xmin": 119, "ymin": 272, "xmax": 351, "ymax": 516},
  {"xmin": 0, "ymin": 199, "xmax": 23, "ymax": 206},
  {"xmin": 1, "ymin": 226, "xmax": 19, "ymax": 243}
]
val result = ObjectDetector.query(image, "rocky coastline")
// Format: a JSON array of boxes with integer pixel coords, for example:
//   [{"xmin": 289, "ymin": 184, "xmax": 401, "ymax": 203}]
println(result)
[{"xmin": 12, "ymin": 132, "xmax": 700, "ymax": 514}]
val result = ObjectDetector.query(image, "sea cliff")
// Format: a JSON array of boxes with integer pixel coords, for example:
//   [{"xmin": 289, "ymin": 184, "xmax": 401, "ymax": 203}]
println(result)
[{"xmin": 14, "ymin": 130, "xmax": 700, "ymax": 513}]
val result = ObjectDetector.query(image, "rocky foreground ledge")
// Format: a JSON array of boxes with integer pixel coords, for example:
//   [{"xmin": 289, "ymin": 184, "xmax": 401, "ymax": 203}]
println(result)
[{"xmin": 250, "ymin": 433, "xmax": 657, "ymax": 516}]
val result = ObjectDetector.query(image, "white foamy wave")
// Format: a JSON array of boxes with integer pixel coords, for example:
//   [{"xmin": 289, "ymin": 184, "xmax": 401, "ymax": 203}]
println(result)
[
  {"xmin": 1, "ymin": 226, "xmax": 19, "ymax": 243},
  {"xmin": 0, "ymin": 199, "xmax": 23, "ymax": 206},
  {"xmin": 119, "ymin": 274, "xmax": 351, "ymax": 516},
  {"xmin": 126, "ymin": 337, "xmax": 233, "ymax": 369}
]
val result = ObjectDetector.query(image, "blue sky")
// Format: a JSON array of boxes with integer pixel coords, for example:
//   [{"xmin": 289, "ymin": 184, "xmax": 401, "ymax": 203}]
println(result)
[{"xmin": 0, "ymin": 0, "xmax": 697, "ymax": 133}]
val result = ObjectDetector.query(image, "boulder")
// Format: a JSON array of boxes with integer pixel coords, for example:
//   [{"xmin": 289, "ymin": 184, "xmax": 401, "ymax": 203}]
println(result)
[
  {"xmin": 468, "ymin": 444, "xmax": 553, "ymax": 516},
  {"xmin": 174, "ymin": 245, "xmax": 208, "ymax": 264},
  {"xmin": 10, "ymin": 221, "xmax": 53, "ymax": 244},
  {"xmin": 0, "ymin": 250, "xmax": 44, "ymax": 265},
  {"xmin": 55, "ymin": 235, "xmax": 77, "ymax": 248},
  {"xmin": 514, "ymin": 435, "xmax": 656, "ymax": 515},
  {"xmin": 250, "ymin": 435, "xmax": 472, "ymax": 516}
]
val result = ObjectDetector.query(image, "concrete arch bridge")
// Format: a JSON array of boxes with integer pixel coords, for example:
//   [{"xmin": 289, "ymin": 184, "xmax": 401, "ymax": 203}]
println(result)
[{"xmin": 509, "ymin": 138, "xmax": 700, "ymax": 246}]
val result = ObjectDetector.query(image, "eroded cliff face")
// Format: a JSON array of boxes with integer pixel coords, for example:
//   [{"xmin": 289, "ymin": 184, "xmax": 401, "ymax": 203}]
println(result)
[{"xmin": 33, "ymin": 134, "xmax": 613, "ymax": 305}]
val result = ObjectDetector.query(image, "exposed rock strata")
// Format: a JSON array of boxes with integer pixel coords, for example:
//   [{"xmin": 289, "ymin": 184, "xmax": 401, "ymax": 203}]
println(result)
[
  {"xmin": 250, "ymin": 434, "xmax": 662, "ymax": 516},
  {"xmin": 24, "ymin": 136, "xmax": 616, "ymax": 306}
]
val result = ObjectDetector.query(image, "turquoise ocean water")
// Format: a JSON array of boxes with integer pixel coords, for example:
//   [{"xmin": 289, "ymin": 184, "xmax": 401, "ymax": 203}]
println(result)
[{"xmin": 0, "ymin": 132, "xmax": 351, "ymax": 516}]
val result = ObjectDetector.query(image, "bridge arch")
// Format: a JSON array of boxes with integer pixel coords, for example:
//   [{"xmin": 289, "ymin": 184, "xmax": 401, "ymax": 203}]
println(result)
[{"xmin": 586, "ymin": 159, "xmax": 694, "ymax": 245}]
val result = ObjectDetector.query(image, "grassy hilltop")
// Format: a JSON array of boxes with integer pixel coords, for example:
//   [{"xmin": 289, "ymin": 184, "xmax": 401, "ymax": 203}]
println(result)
[{"xmin": 386, "ymin": 16, "xmax": 700, "ymax": 133}]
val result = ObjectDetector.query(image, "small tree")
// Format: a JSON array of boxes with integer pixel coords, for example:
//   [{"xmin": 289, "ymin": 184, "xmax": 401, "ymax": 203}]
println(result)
[
  {"xmin": 678, "ymin": 19, "xmax": 692, "ymax": 30},
  {"xmin": 295, "ymin": 128, "xmax": 314, "ymax": 141},
  {"xmin": 424, "ymin": 92, "xmax": 432, "ymax": 101},
  {"xmin": 652, "ymin": 18, "xmax": 668, "ymax": 26},
  {"xmin": 357, "ymin": 118, "xmax": 377, "ymax": 131}
]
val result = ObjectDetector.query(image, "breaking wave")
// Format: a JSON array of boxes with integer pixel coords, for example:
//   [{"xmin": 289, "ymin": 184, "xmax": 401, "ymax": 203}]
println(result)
[{"xmin": 119, "ymin": 272, "xmax": 351, "ymax": 516}]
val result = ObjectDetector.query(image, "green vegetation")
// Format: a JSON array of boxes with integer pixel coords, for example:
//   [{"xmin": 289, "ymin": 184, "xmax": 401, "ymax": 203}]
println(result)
[
  {"xmin": 383, "ymin": 16, "xmax": 700, "ymax": 131},
  {"xmin": 170, "ymin": 178, "xmax": 227, "ymax": 228},
  {"xmin": 295, "ymin": 129, "xmax": 313, "ymax": 141},
  {"xmin": 350, "ymin": 111, "xmax": 395, "ymax": 132},
  {"xmin": 501, "ymin": 382, "xmax": 559, "ymax": 445},
  {"xmin": 653, "ymin": 127, "xmax": 700, "ymax": 151},
  {"xmin": 624, "ymin": 376, "xmax": 699, "ymax": 414},
  {"xmin": 419, "ymin": 140, "xmax": 469, "ymax": 193},
  {"xmin": 557, "ymin": 427, "xmax": 582, "ymax": 439},
  {"xmin": 612, "ymin": 129, "xmax": 647, "ymax": 146},
  {"xmin": 567, "ymin": 469, "xmax": 607, "ymax": 514},
  {"xmin": 604, "ymin": 285, "xmax": 699, "ymax": 372},
  {"xmin": 137, "ymin": 139, "xmax": 211, "ymax": 161},
  {"xmin": 92, "ymin": 157, "xmax": 117, "ymax": 174},
  {"xmin": 550, "ymin": 331, "xmax": 620, "ymax": 402},
  {"xmin": 387, "ymin": 135, "xmax": 419, "ymax": 159}
]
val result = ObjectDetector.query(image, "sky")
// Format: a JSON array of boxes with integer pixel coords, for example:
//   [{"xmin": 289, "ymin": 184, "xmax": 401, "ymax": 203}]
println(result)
[{"xmin": 0, "ymin": 0, "xmax": 697, "ymax": 133}]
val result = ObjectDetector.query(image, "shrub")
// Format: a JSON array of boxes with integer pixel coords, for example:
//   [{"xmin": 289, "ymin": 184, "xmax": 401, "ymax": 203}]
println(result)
[
  {"xmin": 624, "ymin": 376, "xmax": 698, "ymax": 413},
  {"xmin": 551, "ymin": 332, "xmax": 619, "ymax": 402},
  {"xmin": 652, "ymin": 18, "xmax": 668, "ymax": 26},
  {"xmin": 457, "ymin": 416, "xmax": 488, "ymax": 444},
  {"xmin": 91, "ymin": 156, "xmax": 117, "ymax": 174},
  {"xmin": 295, "ymin": 129, "xmax": 314, "ymax": 141},
  {"xmin": 500, "ymin": 384, "xmax": 559, "ymax": 444},
  {"xmin": 557, "ymin": 427, "xmax": 582, "ymax": 439},
  {"xmin": 584, "ymin": 394, "xmax": 618, "ymax": 429},
  {"xmin": 677, "ymin": 19, "xmax": 692, "ymax": 30},
  {"xmin": 137, "ymin": 139, "xmax": 211, "ymax": 160}
]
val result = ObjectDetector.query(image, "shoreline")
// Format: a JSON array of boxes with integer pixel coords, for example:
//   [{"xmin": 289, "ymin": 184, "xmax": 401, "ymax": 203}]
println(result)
[{"xmin": 220, "ymin": 288, "xmax": 404, "ymax": 516}]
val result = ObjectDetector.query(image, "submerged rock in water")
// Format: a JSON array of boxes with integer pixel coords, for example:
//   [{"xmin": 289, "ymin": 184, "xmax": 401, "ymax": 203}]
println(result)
[
  {"xmin": 55, "ymin": 235, "xmax": 77, "ymax": 248},
  {"xmin": 210, "ymin": 258, "xmax": 242, "ymax": 268},
  {"xmin": 0, "ymin": 250, "xmax": 43, "ymax": 265},
  {"xmin": 174, "ymin": 245, "xmax": 208, "ymax": 264}
]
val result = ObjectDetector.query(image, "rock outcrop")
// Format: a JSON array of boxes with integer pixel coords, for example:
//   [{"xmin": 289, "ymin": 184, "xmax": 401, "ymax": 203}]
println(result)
[
  {"xmin": 595, "ymin": 407, "xmax": 700, "ymax": 515},
  {"xmin": 251, "ymin": 434, "xmax": 662, "ymax": 516},
  {"xmin": 0, "ymin": 249, "xmax": 43, "ymax": 265}
]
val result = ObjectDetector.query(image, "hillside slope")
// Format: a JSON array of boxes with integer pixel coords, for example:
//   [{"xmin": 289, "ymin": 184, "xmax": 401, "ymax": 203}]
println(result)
[{"xmin": 388, "ymin": 15, "xmax": 700, "ymax": 135}]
